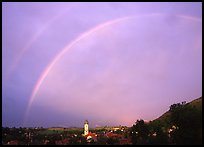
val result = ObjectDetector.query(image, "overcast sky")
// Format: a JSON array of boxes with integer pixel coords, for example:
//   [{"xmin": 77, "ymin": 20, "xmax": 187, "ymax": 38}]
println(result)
[{"xmin": 2, "ymin": 2, "xmax": 202, "ymax": 128}]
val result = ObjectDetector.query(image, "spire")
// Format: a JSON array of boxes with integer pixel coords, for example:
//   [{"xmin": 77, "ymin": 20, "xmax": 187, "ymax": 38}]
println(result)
[
  {"xmin": 84, "ymin": 120, "xmax": 89, "ymax": 136},
  {"xmin": 84, "ymin": 120, "xmax": 88, "ymax": 124}
]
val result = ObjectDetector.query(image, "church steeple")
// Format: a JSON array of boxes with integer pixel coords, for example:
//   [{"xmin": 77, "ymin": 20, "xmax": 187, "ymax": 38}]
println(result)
[{"xmin": 84, "ymin": 120, "xmax": 89, "ymax": 135}]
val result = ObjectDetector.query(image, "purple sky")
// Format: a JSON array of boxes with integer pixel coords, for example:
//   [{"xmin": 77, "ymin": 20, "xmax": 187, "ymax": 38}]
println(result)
[{"xmin": 2, "ymin": 2, "xmax": 202, "ymax": 128}]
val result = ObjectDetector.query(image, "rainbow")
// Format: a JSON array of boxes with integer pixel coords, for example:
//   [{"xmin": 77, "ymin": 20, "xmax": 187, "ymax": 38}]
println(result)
[
  {"xmin": 23, "ymin": 14, "xmax": 201, "ymax": 125},
  {"xmin": 7, "ymin": 9, "xmax": 69, "ymax": 78},
  {"xmin": 23, "ymin": 15, "xmax": 134, "ymax": 125}
]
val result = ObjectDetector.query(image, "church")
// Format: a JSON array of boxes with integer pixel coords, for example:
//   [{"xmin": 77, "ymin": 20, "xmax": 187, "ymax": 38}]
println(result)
[
  {"xmin": 83, "ymin": 120, "xmax": 97, "ymax": 142},
  {"xmin": 84, "ymin": 120, "xmax": 89, "ymax": 135}
]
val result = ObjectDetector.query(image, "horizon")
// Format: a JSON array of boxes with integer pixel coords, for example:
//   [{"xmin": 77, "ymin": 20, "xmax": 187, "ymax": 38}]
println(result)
[{"xmin": 2, "ymin": 96, "xmax": 201, "ymax": 128}]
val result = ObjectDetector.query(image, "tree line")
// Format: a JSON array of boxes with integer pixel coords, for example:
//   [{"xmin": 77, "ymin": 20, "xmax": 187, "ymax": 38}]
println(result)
[{"xmin": 129, "ymin": 100, "xmax": 202, "ymax": 145}]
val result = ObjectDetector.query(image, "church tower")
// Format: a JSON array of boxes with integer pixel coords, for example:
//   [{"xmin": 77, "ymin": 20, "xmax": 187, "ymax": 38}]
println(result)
[{"xmin": 84, "ymin": 120, "xmax": 89, "ymax": 135}]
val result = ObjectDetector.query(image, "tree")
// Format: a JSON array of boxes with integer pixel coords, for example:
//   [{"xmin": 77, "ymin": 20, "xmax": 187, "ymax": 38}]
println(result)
[
  {"xmin": 169, "ymin": 102, "xmax": 202, "ymax": 144},
  {"xmin": 148, "ymin": 122, "xmax": 168, "ymax": 145},
  {"xmin": 129, "ymin": 119, "xmax": 149, "ymax": 144}
]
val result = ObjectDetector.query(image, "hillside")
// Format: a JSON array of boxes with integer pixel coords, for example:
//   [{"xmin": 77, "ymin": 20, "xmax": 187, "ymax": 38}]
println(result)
[
  {"xmin": 187, "ymin": 96, "xmax": 202, "ymax": 111},
  {"xmin": 151, "ymin": 96, "xmax": 202, "ymax": 127}
]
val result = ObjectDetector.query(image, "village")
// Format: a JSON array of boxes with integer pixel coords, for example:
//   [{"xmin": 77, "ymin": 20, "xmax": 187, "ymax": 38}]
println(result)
[{"xmin": 2, "ymin": 120, "xmax": 132, "ymax": 145}]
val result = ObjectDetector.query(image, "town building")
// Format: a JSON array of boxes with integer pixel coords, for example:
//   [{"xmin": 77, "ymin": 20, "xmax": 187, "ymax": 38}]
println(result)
[{"xmin": 84, "ymin": 120, "xmax": 89, "ymax": 136}]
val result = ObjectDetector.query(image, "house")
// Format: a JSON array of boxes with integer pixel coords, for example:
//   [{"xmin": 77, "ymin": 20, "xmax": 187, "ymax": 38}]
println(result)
[
  {"xmin": 55, "ymin": 139, "xmax": 69, "ymax": 145},
  {"xmin": 7, "ymin": 140, "xmax": 18, "ymax": 145},
  {"xmin": 85, "ymin": 132, "xmax": 97, "ymax": 142}
]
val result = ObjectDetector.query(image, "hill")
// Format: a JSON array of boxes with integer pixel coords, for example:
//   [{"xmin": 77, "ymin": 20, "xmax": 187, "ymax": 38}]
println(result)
[
  {"xmin": 187, "ymin": 97, "xmax": 202, "ymax": 111},
  {"xmin": 151, "ymin": 96, "xmax": 202, "ymax": 127}
]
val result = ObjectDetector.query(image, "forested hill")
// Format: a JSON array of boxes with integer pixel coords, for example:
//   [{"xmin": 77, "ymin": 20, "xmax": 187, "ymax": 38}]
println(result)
[
  {"xmin": 153, "ymin": 96, "xmax": 202, "ymax": 123},
  {"xmin": 149, "ymin": 96, "xmax": 202, "ymax": 144},
  {"xmin": 130, "ymin": 97, "xmax": 202, "ymax": 144}
]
